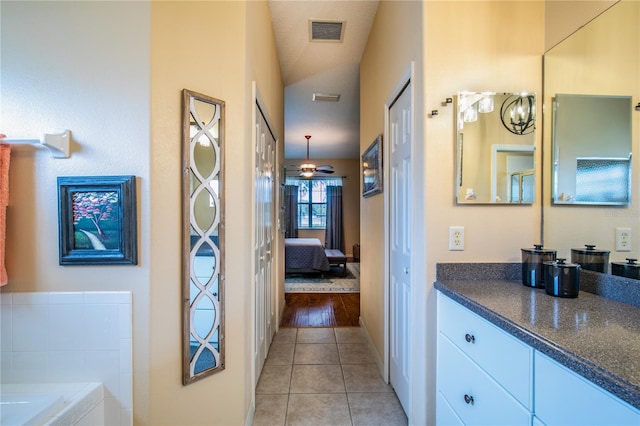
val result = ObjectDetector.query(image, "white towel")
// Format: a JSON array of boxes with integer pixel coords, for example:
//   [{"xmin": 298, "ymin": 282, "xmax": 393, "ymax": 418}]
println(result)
[{"xmin": 0, "ymin": 143, "xmax": 10, "ymax": 286}]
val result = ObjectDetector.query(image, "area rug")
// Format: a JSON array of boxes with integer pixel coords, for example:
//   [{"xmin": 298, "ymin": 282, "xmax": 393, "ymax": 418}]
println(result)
[{"xmin": 285, "ymin": 263, "xmax": 360, "ymax": 293}]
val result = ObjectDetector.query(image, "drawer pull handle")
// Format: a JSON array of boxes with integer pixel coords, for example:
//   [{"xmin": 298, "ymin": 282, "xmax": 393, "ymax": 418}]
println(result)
[
  {"xmin": 465, "ymin": 333, "xmax": 475, "ymax": 344},
  {"xmin": 464, "ymin": 394, "xmax": 474, "ymax": 405}
]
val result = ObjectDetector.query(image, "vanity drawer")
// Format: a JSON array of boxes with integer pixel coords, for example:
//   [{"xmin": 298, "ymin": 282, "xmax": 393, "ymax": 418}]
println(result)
[
  {"xmin": 437, "ymin": 292, "xmax": 533, "ymax": 408},
  {"xmin": 437, "ymin": 334, "xmax": 531, "ymax": 425},
  {"xmin": 534, "ymin": 352, "xmax": 640, "ymax": 425}
]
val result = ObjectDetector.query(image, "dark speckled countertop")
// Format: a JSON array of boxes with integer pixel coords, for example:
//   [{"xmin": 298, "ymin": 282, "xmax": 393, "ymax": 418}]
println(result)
[{"xmin": 435, "ymin": 264, "xmax": 640, "ymax": 410}]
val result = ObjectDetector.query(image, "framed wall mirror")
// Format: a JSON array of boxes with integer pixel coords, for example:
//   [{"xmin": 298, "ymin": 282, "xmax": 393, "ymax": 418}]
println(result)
[
  {"xmin": 456, "ymin": 92, "xmax": 537, "ymax": 204},
  {"xmin": 182, "ymin": 89, "xmax": 225, "ymax": 384},
  {"xmin": 543, "ymin": 0, "xmax": 639, "ymax": 279},
  {"xmin": 552, "ymin": 94, "xmax": 632, "ymax": 205}
]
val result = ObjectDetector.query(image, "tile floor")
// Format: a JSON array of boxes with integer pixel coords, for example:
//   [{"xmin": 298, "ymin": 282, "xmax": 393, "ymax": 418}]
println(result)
[{"xmin": 253, "ymin": 327, "xmax": 408, "ymax": 426}]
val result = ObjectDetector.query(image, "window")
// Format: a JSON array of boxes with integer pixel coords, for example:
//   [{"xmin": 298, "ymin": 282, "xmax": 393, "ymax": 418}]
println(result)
[{"xmin": 286, "ymin": 177, "xmax": 342, "ymax": 229}]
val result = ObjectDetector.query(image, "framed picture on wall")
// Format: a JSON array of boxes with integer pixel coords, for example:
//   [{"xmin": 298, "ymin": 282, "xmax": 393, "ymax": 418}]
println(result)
[
  {"xmin": 58, "ymin": 175, "xmax": 138, "ymax": 265},
  {"xmin": 362, "ymin": 134, "xmax": 383, "ymax": 198}
]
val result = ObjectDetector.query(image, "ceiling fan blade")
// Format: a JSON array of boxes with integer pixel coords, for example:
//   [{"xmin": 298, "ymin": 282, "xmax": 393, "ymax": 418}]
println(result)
[
  {"xmin": 316, "ymin": 165, "xmax": 334, "ymax": 170},
  {"xmin": 316, "ymin": 169, "xmax": 335, "ymax": 174}
]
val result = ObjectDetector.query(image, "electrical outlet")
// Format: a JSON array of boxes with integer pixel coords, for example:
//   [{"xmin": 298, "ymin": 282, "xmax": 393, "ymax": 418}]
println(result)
[
  {"xmin": 616, "ymin": 227, "xmax": 632, "ymax": 251},
  {"xmin": 449, "ymin": 226, "xmax": 465, "ymax": 251}
]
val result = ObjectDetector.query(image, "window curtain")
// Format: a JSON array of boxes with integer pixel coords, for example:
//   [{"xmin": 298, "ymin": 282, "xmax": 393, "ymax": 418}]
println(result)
[
  {"xmin": 284, "ymin": 185, "xmax": 298, "ymax": 238},
  {"xmin": 324, "ymin": 185, "xmax": 344, "ymax": 252}
]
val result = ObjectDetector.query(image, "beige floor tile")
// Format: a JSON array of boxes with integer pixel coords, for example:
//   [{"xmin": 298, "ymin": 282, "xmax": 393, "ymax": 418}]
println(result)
[
  {"xmin": 286, "ymin": 393, "xmax": 351, "ymax": 426},
  {"xmin": 348, "ymin": 392, "xmax": 408, "ymax": 426},
  {"xmin": 266, "ymin": 342, "xmax": 295, "ymax": 366},
  {"xmin": 342, "ymin": 364, "xmax": 393, "ymax": 393},
  {"xmin": 334, "ymin": 327, "xmax": 367, "ymax": 344},
  {"xmin": 338, "ymin": 343, "xmax": 376, "ymax": 364},
  {"xmin": 273, "ymin": 328, "xmax": 298, "ymax": 344},
  {"xmin": 253, "ymin": 394, "xmax": 288, "ymax": 426},
  {"xmin": 290, "ymin": 364, "xmax": 345, "ymax": 393},
  {"xmin": 296, "ymin": 328, "xmax": 336, "ymax": 343},
  {"xmin": 257, "ymin": 365, "xmax": 292, "ymax": 394},
  {"xmin": 294, "ymin": 343, "xmax": 340, "ymax": 365}
]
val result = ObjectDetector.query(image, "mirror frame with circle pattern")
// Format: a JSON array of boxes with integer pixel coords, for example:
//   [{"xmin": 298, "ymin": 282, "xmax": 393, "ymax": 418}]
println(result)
[{"xmin": 182, "ymin": 89, "xmax": 225, "ymax": 385}]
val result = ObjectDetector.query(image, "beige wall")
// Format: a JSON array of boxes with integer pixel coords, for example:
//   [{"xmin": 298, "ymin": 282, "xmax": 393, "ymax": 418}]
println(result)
[
  {"xmin": 1, "ymin": 1, "xmax": 152, "ymax": 422},
  {"xmin": 542, "ymin": 0, "xmax": 639, "ymax": 264},
  {"xmin": 360, "ymin": 1, "xmax": 427, "ymax": 422},
  {"xmin": 287, "ymin": 158, "xmax": 360, "ymax": 257},
  {"xmin": 150, "ymin": 1, "xmax": 283, "ymax": 425},
  {"xmin": 2, "ymin": 1, "xmax": 282, "ymax": 425},
  {"xmin": 361, "ymin": 1, "xmax": 544, "ymax": 423},
  {"xmin": 545, "ymin": 0, "xmax": 617, "ymax": 51}
]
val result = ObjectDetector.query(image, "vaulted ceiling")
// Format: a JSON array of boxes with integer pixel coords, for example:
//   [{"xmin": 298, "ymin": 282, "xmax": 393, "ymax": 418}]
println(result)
[{"xmin": 268, "ymin": 0, "xmax": 379, "ymax": 160}]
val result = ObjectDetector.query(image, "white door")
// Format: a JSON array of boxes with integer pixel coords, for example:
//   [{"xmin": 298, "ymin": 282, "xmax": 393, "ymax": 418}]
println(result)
[
  {"xmin": 254, "ymin": 102, "xmax": 276, "ymax": 383},
  {"xmin": 389, "ymin": 82, "xmax": 412, "ymax": 414}
]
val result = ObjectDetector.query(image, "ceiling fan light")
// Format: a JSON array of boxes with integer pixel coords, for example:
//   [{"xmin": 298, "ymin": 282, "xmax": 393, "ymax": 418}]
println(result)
[
  {"xmin": 301, "ymin": 171, "xmax": 314, "ymax": 178},
  {"xmin": 300, "ymin": 162, "xmax": 316, "ymax": 171}
]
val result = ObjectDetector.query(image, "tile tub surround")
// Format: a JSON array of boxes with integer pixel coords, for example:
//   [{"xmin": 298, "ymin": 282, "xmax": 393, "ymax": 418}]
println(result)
[
  {"xmin": 253, "ymin": 327, "xmax": 408, "ymax": 426},
  {"xmin": 0, "ymin": 291, "xmax": 132, "ymax": 426},
  {"xmin": 434, "ymin": 277, "xmax": 640, "ymax": 410}
]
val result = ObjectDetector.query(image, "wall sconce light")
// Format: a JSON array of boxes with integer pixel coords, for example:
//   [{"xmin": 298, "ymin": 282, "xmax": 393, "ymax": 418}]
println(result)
[
  {"xmin": 463, "ymin": 102, "xmax": 478, "ymax": 123},
  {"xmin": 478, "ymin": 92, "xmax": 494, "ymax": 113},
  {"xmin": 500, "ymin": 93, "xmax": 536, "ymax": 135},
  {"xmin": 635, "ymin": 102, "xmax": 640, "ymax": 111}
]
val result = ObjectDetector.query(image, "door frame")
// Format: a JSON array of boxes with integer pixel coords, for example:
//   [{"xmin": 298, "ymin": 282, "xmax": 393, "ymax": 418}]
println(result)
[
  {"xmin": 383, "ymin": 62, "xmax": 416, "ymax": 415},
  {"xmin": 250, "ymin": 81, "xmax": 279, "ymax": 392}
]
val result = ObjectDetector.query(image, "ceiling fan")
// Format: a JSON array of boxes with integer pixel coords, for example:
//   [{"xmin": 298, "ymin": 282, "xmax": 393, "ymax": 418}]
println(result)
[{"xmin": 290, "ymin": 135, "xmax": 334, "ymax": 177}]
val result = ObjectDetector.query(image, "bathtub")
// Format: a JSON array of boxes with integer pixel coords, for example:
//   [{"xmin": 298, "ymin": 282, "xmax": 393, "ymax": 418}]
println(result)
[{"xmin": 0, "ymin": 383, "xmax": 104, "ymax": 426}]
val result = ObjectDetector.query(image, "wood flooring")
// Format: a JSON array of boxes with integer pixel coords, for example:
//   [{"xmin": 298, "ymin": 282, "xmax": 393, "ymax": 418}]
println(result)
[{"xmin": 281, "ymin": 293, "xmax": 360, "ymax": 327}]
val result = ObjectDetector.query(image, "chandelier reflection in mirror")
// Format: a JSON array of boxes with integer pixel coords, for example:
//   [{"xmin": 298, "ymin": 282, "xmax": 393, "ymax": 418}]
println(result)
[
  {"xmin": 182, "ymin": 89, "xmax": 225, "ymax": 385},
  {"xmin": 500, "ymin": 93, "xmax": 536, "ymax": 135}
]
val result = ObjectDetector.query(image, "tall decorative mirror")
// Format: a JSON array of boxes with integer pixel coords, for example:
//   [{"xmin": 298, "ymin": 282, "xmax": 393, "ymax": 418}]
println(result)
[
  {"xmin": 456, "ymin": 92, "xmax": 537, "ymax": 204},
  {"xmin": 182, "ymin": 89, "xmax": 225, "ymax": 384},
  {"xmin": 543, "ymin": 0, "xmax": 639, "ymax": 277}
]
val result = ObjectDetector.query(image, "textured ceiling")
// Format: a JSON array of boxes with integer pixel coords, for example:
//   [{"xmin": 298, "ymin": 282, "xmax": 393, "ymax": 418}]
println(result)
[{"xmin": 268, "ymin": 0, "xmax": 379, "ymax": 160}]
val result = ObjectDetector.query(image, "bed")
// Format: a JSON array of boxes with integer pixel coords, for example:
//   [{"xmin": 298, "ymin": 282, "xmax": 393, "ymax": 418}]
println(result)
[{"xmin": 285, "ymin": 238, "xmax": 331, "ymax": 274}]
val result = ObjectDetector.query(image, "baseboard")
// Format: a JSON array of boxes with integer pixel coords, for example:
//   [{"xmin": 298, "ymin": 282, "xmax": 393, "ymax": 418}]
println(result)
[
  {"xmin": 245, "ymin": 398, "xmax": 255, "ymax": 426},
  {"xmin": 358, "ymin": 316, "xmax": 386, "ymax": 382}
]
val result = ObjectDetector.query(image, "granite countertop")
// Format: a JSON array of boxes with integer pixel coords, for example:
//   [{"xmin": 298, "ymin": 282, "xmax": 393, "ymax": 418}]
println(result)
[{"xmin": 434, "ymin": 278, "xmax": 640, "ymax": 410}]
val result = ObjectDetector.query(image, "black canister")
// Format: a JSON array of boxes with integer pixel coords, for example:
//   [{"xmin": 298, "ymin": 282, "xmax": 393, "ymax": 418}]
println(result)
[
  {"xmin": 611, "ymin": 258, "xmax": 640, "ymax": 280},
  {"xmin": 544, "ymin": 258, "xmax": 581, "ymax": 298},
  {"xmin": 571, "ymin": 244, "xmax": 610, "ymax": 273},
  {"xmin": 521, "ymin": 244, "xmax": 557, "ymax": 288}
]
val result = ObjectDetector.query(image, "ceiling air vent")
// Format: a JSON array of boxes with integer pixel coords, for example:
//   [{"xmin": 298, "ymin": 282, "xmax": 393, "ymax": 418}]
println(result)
[
  {"xmin": 309, "ymin": 20, "xmax": 345, "ymax": 42},
  {"xmin": 313, "ymin": 93, "xmax": 341, "ymax": 102}
]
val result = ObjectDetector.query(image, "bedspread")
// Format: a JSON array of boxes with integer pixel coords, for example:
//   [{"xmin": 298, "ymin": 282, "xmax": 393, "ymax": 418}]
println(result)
[{"xmin": 285, "ymin": 238, "xmax": 330, "ymax": 272}]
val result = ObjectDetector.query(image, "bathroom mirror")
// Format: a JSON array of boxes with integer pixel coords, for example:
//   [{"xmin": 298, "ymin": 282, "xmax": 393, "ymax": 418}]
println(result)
[
  {"xmin": 182, "ymin": 89, "xmax": 225, "ymax": 384},
  {"xmin": 543, "ymin": 0, "xmax": 639, "ymax": 278},
  {"xmin": 456, "ymin": 92, "xmax": 536, "ymax": 204},
  {"xmin": 552, "ymin": 94, "xmax": 632, "ymax": 205}
]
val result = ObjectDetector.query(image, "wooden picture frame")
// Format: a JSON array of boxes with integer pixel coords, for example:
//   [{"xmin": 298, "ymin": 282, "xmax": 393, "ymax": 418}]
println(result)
[
  {"xmin": 58, "ymin": 175, "xmax": 137, "ymax": 265},
  {"xmin": 362, "ymin": 134, "xmax": 383, "ymax": 198}
]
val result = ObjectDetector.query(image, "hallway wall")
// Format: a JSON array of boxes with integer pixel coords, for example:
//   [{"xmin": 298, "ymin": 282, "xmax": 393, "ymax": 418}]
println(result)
[
  {"xmin": 150, "ymin": 1, "xmax": 283, "ymax": 424},
  {"xmin": 360, "ymin": 1, "xmax": 544, "ymax": 424}
]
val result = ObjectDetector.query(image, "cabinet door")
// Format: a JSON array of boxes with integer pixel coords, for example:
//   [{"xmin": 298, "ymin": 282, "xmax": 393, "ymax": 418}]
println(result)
[
  {"xmin": 437, "ymin": 391, "xmax": 464, "ymax": 426},
  {"xmin": 535, "ymin": 352, "xmax": 640, "ymax": 425},
  {"xmin": 438, "ymin": 334, "xmax": 531, "ymax": 425},
  {"xmin": 438, "ymin": 292, "xmax": 533, "ymax": 409}
]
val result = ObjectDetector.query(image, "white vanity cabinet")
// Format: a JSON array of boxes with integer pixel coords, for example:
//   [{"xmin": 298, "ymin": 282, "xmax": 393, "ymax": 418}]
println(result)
[
  {"xmin": 534, "ymin": 352, "xmax": 640, "ymax": 426},
  {"xmin": 437, "ymin": 292, "xmax": 533, "ymax": 425},
  {"xmin": 437, "ymin": 291, "xmax": 640, "ymax": 426}
]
